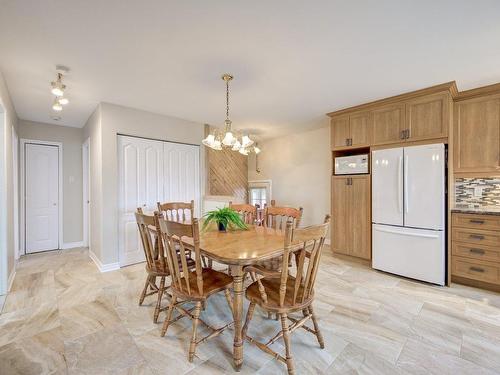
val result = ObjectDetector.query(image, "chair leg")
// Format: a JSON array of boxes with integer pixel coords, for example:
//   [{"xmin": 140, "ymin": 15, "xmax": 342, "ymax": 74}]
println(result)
[
  {"xmin": 139, "ymin": 275, "xmax": 153, "ymax": 305},
  {"xmin": 309, "ymin": 306, "xmax": 324, "ymax": 349},
  {"xmin": 280, "ymin": 313, "xmax": 295, "ymax": 375},
  {"xmin": 154, "ymin": 277, "xmax": 166, "ymax": 323},
  {"xmin": 189, "ymin": 301, "xmax": 202, "ymax": 362},
  {"xmin": 161, "ymin": 295, "xmax": 177, "ymax": 337},
  {"xmin": 242, "ymin": 302, "xmax": 256, "ymax": 339}
]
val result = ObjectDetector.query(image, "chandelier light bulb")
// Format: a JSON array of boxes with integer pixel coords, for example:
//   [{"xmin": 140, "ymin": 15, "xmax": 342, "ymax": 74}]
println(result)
[
  {"xmin": 241, "ymin": 135, "xmax": 254, "ymax": 148},
  {"xmin": 222, "ymin": 131, "xmax": 235, "ymax": 146},
  {"xmin": 253, "ymin": 145, "xmax": 261, "ymax": 154},
  {"xmin": 52, "ymin": 99, "xmax": 63, "ymax": 111},
  {"xmin": 202, "ymin": 134, "xmax": 216, "ymax": 147},
  {"xmin": 232, "ymin": 139, "xmax": 241, "ymax": 151},
  {"xmin": 212, "ymin": 139, "xmax": 222, "ymax": 150},
  {"xmin": 58, "ymin": 97, "xmax": 69, "ymax": 105},
  {"xmin": 239, "ymin": 147, "xmax": 249, "ymax": 156}
]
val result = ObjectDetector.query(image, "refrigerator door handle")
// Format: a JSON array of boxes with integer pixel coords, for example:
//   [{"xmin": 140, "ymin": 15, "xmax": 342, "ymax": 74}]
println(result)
[
  {"xmin": 404, "ymin": 154, "xmax": 409, "ymax": 214},
  {"xmin": 374, "ymin": 226, "xmax": 440, "ymax": 239},
  {"xmin": 398, "ymin": 156, "xmax": 403, "ymax": 213}
]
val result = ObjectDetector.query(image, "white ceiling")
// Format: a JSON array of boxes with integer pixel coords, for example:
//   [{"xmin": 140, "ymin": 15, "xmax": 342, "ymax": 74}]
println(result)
[{"xmin": 1, "ymin": 1, "xmax": 500, "ymax": 139}]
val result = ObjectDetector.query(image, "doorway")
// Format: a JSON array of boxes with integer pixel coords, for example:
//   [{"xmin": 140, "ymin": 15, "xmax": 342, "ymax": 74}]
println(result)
[{"xmin": 21, "ymin": 140, "xmax": 63, "ymax": 254}]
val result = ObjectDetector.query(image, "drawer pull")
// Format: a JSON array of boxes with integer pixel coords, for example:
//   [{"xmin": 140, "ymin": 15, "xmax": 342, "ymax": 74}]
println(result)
[
  {"xmin": 469, "ymin": 219, "xmax": 485, "ymax": 224},
  {"xmin": 469, "ymin": 234, "xmax": 485, "ymax": 240},
  {"xmin": 469, "ymin": 266, "xmax": 485, "ymax": 273},
  {"xmin": 469, "ymin": 248, "xmax": 485, "ymax": 255}
]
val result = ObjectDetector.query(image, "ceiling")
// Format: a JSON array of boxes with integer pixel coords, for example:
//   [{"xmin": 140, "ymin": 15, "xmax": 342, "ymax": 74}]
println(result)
[{"xmin": 1, "ymin": 1, "xmax": 500, "ymax": 139}]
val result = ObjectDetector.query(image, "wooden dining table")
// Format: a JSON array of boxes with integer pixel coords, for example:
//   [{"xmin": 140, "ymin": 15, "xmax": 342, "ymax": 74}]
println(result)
[{"xmin": 180, "ymin": 224, "xmax": 295, "ymax": 371}]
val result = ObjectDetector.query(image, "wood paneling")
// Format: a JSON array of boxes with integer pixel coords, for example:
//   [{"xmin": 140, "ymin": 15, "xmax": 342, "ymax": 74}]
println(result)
[
  {"xmin": 331, "ymin": 177, "xmax": 350, "ymax": 255},
  {"xmin": 205, "ymin": 125, "xmax": 248, "ymax": 202},
  {"xmin": 371, "ymin": 103, "xmax": 405, "ymax": 146},
  {"xmin": 350, "ymin": 175, "xmax": 371, "ymax": 260},
  {"xmin": 350, "ymin": 112, "xmax": 371, "ymax": 147},
  {"xmin": 406, "ymin": 93, "xmax": 449, "ymax": 141},
  {"xmin": 331, "ymin": 116, "xmax": 350, "ymax": 149}
]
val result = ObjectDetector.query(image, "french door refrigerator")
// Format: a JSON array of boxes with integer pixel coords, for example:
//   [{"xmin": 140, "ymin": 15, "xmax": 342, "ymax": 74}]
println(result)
[{"xmin": 372, "ymin": 143, "xmax": 445, "ymax": 285}]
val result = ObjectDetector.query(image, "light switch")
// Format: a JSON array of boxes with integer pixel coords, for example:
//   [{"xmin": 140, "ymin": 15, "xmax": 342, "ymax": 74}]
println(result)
[{"xmin": 473, "ymin": 187, "xmax": 483, "ymax": 197}]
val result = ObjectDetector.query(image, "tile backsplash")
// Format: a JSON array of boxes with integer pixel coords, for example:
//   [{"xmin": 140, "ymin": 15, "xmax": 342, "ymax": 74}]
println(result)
[{"xmin": 455, "ymin": 177, "xmax": 500, "ymax": 207}]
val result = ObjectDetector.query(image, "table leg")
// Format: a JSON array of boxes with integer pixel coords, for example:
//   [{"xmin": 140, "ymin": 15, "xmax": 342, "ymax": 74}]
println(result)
[{"xmin": 230, "ymin": 265, "xmax": 244, "ymax": 371}]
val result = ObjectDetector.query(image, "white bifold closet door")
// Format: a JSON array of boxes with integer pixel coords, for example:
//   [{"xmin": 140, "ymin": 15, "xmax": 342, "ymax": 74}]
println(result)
[{"xmin": 118, "ymin": 135, "xmax": 200, "ymax": 266}]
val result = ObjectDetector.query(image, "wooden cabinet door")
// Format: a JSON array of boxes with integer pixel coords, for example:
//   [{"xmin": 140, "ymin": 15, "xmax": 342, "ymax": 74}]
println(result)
[
  {"xmin": 406, "ymin": 93, "xmax": 449, "ymax": 141},
  {"xmin": 350, "ymin": 112, "xmax": 371, "ymax": 147},
  {"xmin": 372, "ymin": 103, "xmax": 405, "ymax": 145},
  {"xmin": 331, "ymin": 177, "xmax": 350, "ymax": 255},
  {"xmin": 454, "ymin": 97, "xmax": 500, "ymax": 173},
  {"xmin": 331, "ymin": 116, "xmax": 350, "ymax": 149},
  {"xmin": 350, "ymin": 176, "xmax": 371, "ymax": 260}
]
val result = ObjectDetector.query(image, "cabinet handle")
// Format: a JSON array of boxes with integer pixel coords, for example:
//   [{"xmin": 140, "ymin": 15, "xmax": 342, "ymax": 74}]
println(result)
[
  {"xmin": 400, "ymin": 130, "xmax": 405, "ymax": 140},
  {"xmin": 469, "ymin": 219, "xmax": 485, "ymax": 224},
  {"xmin": 469, "ymin": 248, "xmax": 485, "ymax": 255},
  {"xmin": 349, "ymin": 138, "xmax": 353, "ymax": 146},
  {"xmin": 469, "ymin": 266, "xmax": 485, "ymax": 273},
  {"xmin": 469, "ymin": 234, "xmax": 485, "ymax": 240},
  {"xmin": 345, "ymin": 138, "xmax": 349, "ymax": 146},
  {"xmin": 405, "ymin": 129, "xmax": 410, "ymax": 139}
]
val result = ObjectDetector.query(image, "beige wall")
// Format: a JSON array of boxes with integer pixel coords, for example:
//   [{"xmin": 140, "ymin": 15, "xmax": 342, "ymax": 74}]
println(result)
[
  {"xmin": 84, "ymin": 103, "xmax": 205, "ymax": 265},
  {"xmin": 17, "ymin": 120, "xmax": 84, "ymax": 244},
  {"xmin": 0, "ymin": 71, "xmax": 18, "ymax": 294},
  {"xmin": 248, "ymin": 125, "xmax": 331, "ymax": 230}
]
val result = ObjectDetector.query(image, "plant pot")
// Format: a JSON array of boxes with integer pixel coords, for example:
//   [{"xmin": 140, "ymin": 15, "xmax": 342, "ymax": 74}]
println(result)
[{"xmin": 218, "ymin": 222, "xmax": 227, "ymax": 232}]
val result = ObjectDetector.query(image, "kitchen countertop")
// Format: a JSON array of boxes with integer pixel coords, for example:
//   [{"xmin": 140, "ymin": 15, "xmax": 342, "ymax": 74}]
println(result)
[{"xmin": 451, "ymin": 206, "xmax": 500, "ymax": 216}]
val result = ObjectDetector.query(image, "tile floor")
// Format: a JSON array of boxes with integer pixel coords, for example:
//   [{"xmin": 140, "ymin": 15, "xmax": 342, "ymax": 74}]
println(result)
[{"xmin": 1, "ymin": 247, "xmax": 500, "ymax": 374}]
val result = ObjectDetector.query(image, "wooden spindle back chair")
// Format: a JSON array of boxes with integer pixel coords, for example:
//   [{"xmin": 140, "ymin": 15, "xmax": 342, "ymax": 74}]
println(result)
[
  {"xmin": 135, "ymin": 209, "xmax": 176, "ymax": 323},
  {"xmin": 263, "ymin": 206, "xmax": 303, "ymax": 230},
  {"xmin": 242, "ymin": 215, "xmax": 331, "ymax": 375},
  {"xmin": 229, "ymin": 202, "xmax": 257, "ymax": 225},
  {"xmin": 157, "ymin": 200, "xmax": 194, "ymax": 222},
  {"xmin": 158, "ymin": 218, "xmax": 234, "ymax": 362}
]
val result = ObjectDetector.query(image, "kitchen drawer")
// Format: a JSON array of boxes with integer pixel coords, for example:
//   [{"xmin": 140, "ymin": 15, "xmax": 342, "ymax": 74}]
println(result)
[
  {"xmin": 452, "ymin": 213, "xmax": 500, "ymax": 231},
  {"xmin": 452, "ymin": 242, "xmax": 500, "ymax": 263},
  {"xmin": 452, "ymin": 256, "xmax": 499, "ymax": 284},
  {"xmin": 452, "ymin": 228, "xmax": 500, "ymax": 247}
]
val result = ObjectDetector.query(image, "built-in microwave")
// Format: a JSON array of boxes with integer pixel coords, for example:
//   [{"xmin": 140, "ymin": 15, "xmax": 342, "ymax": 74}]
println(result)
[{"xmin": 334, "ymin": 154, "xmax": 369, "ymax": 175}]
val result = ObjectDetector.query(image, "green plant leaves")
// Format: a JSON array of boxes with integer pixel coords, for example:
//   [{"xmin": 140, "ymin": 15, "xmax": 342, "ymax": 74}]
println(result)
[{"xmin": 202, "ymin": 207, "xmax": 248, "ymax": 231}]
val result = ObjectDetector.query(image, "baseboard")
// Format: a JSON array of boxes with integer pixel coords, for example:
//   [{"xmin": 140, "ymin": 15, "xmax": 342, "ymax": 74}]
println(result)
[
  {"xmin": 88, "ymin": 250, "xmax": 120, "ymax": 273},
  {"xmin": 61, "ymin": 241, "xmax": 85, "ymax": 249}
]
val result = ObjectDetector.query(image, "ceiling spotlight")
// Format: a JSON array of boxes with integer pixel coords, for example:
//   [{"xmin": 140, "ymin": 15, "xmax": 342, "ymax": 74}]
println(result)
[
  {"xmin": 58, "ymin": 97, "xmax": 69, "ymax": 105},
  {"xmin": 52, "ymin": 98, "xmax": 63, "ymax": 111}
]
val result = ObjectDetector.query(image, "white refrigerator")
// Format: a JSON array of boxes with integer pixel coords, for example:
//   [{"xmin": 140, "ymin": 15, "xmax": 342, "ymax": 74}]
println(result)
[{"xmin": 372, "ymin": 143, "xmax": 445, "ymax": 285}]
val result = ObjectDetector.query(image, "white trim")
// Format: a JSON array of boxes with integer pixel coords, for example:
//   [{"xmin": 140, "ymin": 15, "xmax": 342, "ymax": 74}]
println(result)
[
  {"xmin": 61, "ymin": 241, "xmax": 85, "ymax": 249},
  {"xmin": 20, "ymin": 139, "xmax": 63, "ymax": 254},
  {"xmin": 7, "ymin": 267, "xmax": 16, "ymax": 292},
  {"xmin": 12, "ymin": 128, "xmax": 19, "ymax": 260},
  {"xmin": 82, "ymin": 137, "xmax": 90, "ymax": 248},
  {"xmin": 0, "ymin": 102, "xmax": 7, "ymax": 295},
  {"xmin": 89, "ymin": 250, "xmax": 120, "ymax": 273}
]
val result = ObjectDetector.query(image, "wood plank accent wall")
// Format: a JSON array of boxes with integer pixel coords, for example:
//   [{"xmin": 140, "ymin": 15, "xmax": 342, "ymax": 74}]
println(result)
[{"xmin": 205, "ymin": 124, "xmax": 248, "ymax": 202}]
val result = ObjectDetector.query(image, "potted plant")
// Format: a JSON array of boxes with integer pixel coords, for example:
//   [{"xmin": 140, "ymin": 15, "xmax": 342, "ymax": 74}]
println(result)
[{"xmin": 202, "ymin": 207, "xmax": 248, "ymax": 232}]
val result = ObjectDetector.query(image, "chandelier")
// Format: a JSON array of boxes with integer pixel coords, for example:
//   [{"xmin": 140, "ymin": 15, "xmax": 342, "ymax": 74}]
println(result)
[
  {"xmin": 50, "ymin": 65, "xmax": 70, "ymax": 112},
  {"xmin": 202, "ymin": 74, "xmax": 261, "ymax": 155}
]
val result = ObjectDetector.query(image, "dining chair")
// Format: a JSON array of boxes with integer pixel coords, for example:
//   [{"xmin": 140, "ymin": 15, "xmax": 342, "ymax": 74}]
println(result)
[
  {"xmin": 242, "ymin": 215, "xmax": 331, "ymax": 375},
  {"xmin": 157, "ymin": 200, "xmax": 194, "ymax": 223},
  {"xmin": 136, "ymin": 209, "xmax": 196, "ymax": 323},
  {"xmin": 229, "ymin": 201, "xmax": 257, "ymax": 224},
  {"xmin": 158, "ymin": 217, "xmax": 234, "ymax": 362}
]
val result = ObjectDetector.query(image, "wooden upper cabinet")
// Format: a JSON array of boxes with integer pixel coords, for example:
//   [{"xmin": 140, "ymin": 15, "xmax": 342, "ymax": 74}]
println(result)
[
  {"xmin": 406, "ymin": 93, "xmax": 449, "ymax": 141},
  {"xmin": 331, "ymin": 176, "xmax": 350, "ymax": 255},
  {"xmin": 331, "ymin": 112, "xmax": 371, "ymax": 150},
  {"xmin": 371, "ymin": 103, "xmax": 405, "ymax": 146},
  {"xmin": 331, "ymin": 116, "xmax": 350, "ymax": 149},
  {"xmin": 454, "ymin": 96, "xmax": 500, "ymax": 174},
  {"xmin": 349, "ymin": 112, "xmax": 371, "ymax": 147}
]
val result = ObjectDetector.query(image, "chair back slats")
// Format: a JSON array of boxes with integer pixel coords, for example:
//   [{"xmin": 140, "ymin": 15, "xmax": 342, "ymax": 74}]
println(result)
[
  {"xmin": 264, "ymin": 206, "xmax": 303, "ymax": 230},
  {"xmin": 229, "ymin": 202, "xmax": 257, "ymax": 225},
  {"xmin": 274, "ymin": 215, "xmax": 330, "ymax": 308},
  {"xmin": 135, "ymin": 209, "xmax": 167, "ymax": 271},
  {"xmin": 159, "ymin": 217, "xmax": 204, "ymax": 297},
  {"xmin": 157, "ymin": 200, "xmax": 194, "ymax": 223}
]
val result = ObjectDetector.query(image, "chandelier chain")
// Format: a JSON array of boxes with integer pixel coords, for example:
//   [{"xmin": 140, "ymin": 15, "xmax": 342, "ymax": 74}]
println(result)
[{"xmin": 226, "ymin": 79, "xmax": 230, "ymax": 121}]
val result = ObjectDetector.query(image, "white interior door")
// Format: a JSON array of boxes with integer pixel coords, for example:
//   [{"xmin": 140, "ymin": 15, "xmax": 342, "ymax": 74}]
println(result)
[
  {"xmin": 404, "ymin": 143, "xmax": 445, "ymax": 230},
  {"xmin": 25, "ymin": 143, "xmax": 59, "ymax": 253},
  {"xmin": 163, "ymin": 142, "xmax": 200, "ymax": 218},
  {"xmin": 118, "ymin": 136, "xmax": 164, "ymax": 266},
  {"xmin": 372, "ymin": 147, "xmax": 404, "ymax": 226}
]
